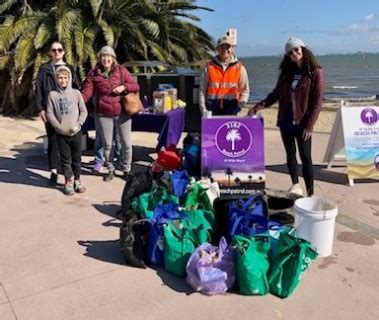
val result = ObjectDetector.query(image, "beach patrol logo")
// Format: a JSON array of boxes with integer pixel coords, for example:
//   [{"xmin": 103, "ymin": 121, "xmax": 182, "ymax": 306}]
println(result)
[
  {"xmin": 215, "ymin": 121, "xmax": 252, "ymax": 158},
  {"xmin": 360, "ymin": 108, "xmax": 378, "ymax": 125}
]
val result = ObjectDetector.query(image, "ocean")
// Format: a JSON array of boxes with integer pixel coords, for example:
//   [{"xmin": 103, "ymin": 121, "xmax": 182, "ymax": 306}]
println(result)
[{"xmin": 240, "ymin": 53, "xmax": 379, "ymax": 102}]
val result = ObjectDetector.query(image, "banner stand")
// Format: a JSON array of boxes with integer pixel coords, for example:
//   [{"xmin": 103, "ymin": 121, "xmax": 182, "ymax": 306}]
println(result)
[{"xmin": 323, "ymin": 101, "xmax": 347, "ymax": 170}]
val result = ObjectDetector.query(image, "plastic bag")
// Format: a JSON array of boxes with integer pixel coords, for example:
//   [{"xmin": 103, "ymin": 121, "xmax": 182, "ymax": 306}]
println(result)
[
  {"xmin": 186, "ymin": 237, "xmax": 236, "ymax": 295},
  {"xmin": 170, "ymin": 170, "xmax": 190, "ymax": 199}
]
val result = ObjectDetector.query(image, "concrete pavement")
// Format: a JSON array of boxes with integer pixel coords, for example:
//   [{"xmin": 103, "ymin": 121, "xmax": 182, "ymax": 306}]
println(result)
[{"xmin": 0, "ymin": 117, "xmax": 378, "ymax": 320}]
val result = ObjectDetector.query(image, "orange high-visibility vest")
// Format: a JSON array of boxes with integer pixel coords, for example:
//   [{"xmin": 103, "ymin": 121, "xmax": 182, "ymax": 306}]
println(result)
[{"xmin": 207, "ymin": 61, "xmax": 242, "ymax": 102}]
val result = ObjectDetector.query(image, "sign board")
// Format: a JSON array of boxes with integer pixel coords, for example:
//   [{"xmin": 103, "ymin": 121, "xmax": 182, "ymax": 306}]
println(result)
[
  {"xmin": 201, "ymin": 116, "xmax": 265, "ymax": 196},
  {"xmin": 341, "ymin": 106, "xmax": 379, "ymax": 180}
]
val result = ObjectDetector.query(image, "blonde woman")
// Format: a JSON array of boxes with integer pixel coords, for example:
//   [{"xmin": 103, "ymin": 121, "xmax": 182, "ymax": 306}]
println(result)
[{"xmin": 81, "ymin": 46, "xmax": 139, "ymax": 181}]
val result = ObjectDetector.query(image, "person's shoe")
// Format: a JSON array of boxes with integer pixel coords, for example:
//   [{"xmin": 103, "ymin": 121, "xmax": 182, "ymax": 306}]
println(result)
[
  {"xmin": 74, "ymin": 180, "xmax": 86, "ymax": 193},
  {"xmin": 288, "ymin": 184, "xmax": 304, "ymax": 196},
  {"xmin": 93, "ymin": 162, "xmax": 103, "ymax": 173},
  {"xmin": 49, "ymin": 172, "xmax": 58, "ymax": 185},
  {"xmin": 103, "ymin": 170, "xmax": 115, "ymax": 182},
  {"xmin": 63, "ymin": 178, "xmax": 75, "ymax": 196}
]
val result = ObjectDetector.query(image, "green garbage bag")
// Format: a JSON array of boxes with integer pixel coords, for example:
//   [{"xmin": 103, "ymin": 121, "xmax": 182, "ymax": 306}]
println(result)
[
  {"xmin": 233, "ymin": 235, "xmax": 271, "ymax": 295},
  {"xmin": 268, "ymin": 231, "xmax": 318, "ymax": 298},
  {"xmin": 163, "ymin": 221, "xmax": 211, "ymax": 277},
  {"xmin": 131, "ymin": 187, "xmax": 179, "ymax": 219}
]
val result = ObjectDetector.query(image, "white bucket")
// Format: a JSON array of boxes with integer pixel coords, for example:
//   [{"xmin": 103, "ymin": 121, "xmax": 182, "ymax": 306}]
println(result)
[{"xmin": 294, "ymin": 196, "xmax": 338, "ymax": 257}]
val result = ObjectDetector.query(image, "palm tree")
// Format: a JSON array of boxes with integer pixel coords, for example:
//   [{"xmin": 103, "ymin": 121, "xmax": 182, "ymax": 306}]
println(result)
[
  {"xmin": 0, "ymin": 0, "xmax": 214, "ymax": 115},
  {"xmin": 225, "ymin": 167, "xmax": 233, "ymax": 186},
  {"xmin": 234, "ymin": 177, "xmax": 241, "ymax": 185},
  {"xmin": 248, "ymin": 175, "xmax": 252, "ymax": 183},
  {"xmin": 226, "ymin": 129, "xmax": 241, "ymax": 151}
]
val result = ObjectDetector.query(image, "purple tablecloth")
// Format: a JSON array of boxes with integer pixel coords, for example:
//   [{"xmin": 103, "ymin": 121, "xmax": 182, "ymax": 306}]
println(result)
[
  {"xmin": 82, "ymin": 108, "xmax": 185, "ymax": 150},
  {"xmin": 132, "ymin": 108, "xmax": 185, "ymax": 150}
]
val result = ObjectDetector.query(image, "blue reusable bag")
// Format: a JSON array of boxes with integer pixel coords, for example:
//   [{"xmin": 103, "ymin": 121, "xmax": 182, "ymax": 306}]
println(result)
[
  {"xmin": 227, "ymin": 196, "xmax": 267, "ymax": 238},
  {"xmin": 170, "ymin": 170, "xmax": 190, "ymax": 199},
  {"xmin": 147, "ymin": 202, "xmax": 185, "ymax": 266}
]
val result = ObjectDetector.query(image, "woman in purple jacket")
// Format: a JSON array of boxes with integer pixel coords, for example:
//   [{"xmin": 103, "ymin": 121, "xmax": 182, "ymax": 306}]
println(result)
[
  {"xmin": 249, "ymin": 37, "xmax": 325, "ymax": 196},
  {"xmin": 81, "ymin": 46, "xmax": 140, "ymax": 181}
]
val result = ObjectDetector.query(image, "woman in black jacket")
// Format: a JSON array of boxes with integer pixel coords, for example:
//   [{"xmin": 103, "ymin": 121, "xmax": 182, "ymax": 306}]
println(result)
[
  {"xmin": 35, "ymin": 41, "xmax": 80, "ymax": 184},
  {"xmin": 249, "ymin": 37, "xmax": 325, "ymax": 196}
]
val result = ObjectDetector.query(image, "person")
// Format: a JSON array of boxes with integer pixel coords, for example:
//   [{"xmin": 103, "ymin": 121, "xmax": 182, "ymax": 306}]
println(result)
[
  {"xmin": 249, "ymin": 37, "xmax": 325, "ymax": 196},
  {"xmin": 81, "ymin": 46, "xmax": 140, "ymax": 181},
  {"xmin": 93, "ymin": 128, "xmax": 122, "ymax": 173},
  {"xmin": 46, "ymin": 66, "xmax": 88, "ymax": 195},
  {"xmin": 199, "ymin": 35, "xmax": 250, "ymax": 116},
  {"xmin": 35, "ymin": 41, "xmax": 80, "ymax": 184}
]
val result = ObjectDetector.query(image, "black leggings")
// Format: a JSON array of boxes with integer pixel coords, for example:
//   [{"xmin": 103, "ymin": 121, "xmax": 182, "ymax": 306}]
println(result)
[{"xmin": 280, "ymin": 128, "xmax": 314, "ymax": 196}]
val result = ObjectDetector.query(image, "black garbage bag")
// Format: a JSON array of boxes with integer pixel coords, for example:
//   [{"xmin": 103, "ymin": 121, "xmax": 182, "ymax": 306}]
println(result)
[
  {"xmin": 120, "ymin": 215, "xmax": 149, "ymax": 269},
  {"xmin": 118, "ymin": 169, "xmax": 174, "ymax": 268}
]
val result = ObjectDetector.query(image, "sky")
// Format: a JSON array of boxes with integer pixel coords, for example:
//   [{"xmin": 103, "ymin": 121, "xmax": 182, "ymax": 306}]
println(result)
[{"xmin": 194, "ymin": 0, "xmax": 379, "ymax": 57}]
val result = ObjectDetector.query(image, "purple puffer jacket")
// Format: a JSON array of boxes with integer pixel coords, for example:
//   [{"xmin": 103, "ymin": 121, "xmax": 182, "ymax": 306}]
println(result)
[{"xmin": 81, "ymin": 64, "xmax": 139, "ymax": 116}]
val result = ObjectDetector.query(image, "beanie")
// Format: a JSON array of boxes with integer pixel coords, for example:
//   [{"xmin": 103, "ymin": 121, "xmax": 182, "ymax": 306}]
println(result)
[
  {"xmin": 285, "ymin": 37, "xmax": 305, "ymax": 54},
  {"xmin": 99, "ymin": 45, "xmax": 116, "ymax": 58}
]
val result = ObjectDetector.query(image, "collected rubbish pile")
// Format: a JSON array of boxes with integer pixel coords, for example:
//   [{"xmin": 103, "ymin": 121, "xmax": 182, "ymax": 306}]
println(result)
[{"xmin": 117, "ymin": 163, "xmax": 327, "ymax": 298}]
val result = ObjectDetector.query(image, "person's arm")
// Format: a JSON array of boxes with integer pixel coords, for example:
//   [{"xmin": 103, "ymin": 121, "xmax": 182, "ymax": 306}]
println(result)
[
  {"xmin": 35, "ymin": 69, "xmax": 47, "ymax": 122},
  {"xmin": 248, "ymin": 78, "xmax": 280, "ymax": 115},
  {"xmin": 80, "ymin": 71, "xmax": 94, "ymax": 103},
  {"xmin": 238, "ymin": 65, "xmax": 250, "ymax": 108},
  {"xmin": 302, "ymin": 68, "xmax": 325, "ymax": 138},
  {"xmin": 70, "ymin": 65, "xmax": 81, "ymax": 90},
  {"xmin": 77, "ymin": 92, "xmax": 88, "ymax": 126},
  {"xmin": 122, "ymin": 67, "xmax": 139, "ymax": 93},
  {"xmin": 46, "ymin": 94, "xmax": 63, "ymax": 134},
  {"xmin": 199, "ymin": 67, "xmax": 208, "ymax": 116}
]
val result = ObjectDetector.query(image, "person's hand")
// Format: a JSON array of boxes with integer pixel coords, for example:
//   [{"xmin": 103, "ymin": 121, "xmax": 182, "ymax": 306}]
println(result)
[
  {"xmin": 302, "ymin": 128, "xmax": 312, "ymax": 140},
  {"xmin": 39, "ymin": 110, "xmax": 47, "ymax": 123},
  {"xmin": 112, "ymin": 85, "xmax": 125, "ymax": 94},
  {"xmin": 247, "ymin": 102, "xmax": 264, "ymax": 116}
]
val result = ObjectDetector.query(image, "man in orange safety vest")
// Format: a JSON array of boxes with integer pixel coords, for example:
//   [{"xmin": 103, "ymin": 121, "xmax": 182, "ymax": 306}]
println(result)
[{"xmin": 199, "ymin": 35, "xmax": 250, "ymax": 116}]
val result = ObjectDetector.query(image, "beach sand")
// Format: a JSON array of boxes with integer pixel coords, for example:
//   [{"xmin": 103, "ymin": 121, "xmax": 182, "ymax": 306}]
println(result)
[{"xmin": 1, "ymin": 101, "xmax": 378, "ymax": 149}]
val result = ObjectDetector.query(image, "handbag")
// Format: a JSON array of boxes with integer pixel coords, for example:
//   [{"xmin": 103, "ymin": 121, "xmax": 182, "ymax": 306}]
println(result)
[{"xmin": 122, "ymin": 92, "xmax": 143, "ymax": 115}]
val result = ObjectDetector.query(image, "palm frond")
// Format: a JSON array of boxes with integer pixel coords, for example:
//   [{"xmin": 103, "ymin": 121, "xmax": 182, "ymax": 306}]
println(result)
[
  {"xmin": 98, "ymin": 19, "xmax": 114, "ymax": 46},
  {"xmin": 56, "ymin": 9, "xmax": 81, "ymax": 41},
  {"xmin": 0, "ymin": 0, "xmax": 18, "ymax": 14}
]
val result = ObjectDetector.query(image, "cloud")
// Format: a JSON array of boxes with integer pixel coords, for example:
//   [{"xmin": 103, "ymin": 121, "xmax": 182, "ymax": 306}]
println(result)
[
  {"xmin": 363, "ymin": 13, "xmax": 374, "ymax": 21},
  {"xmin": 344, "ymin": 13, "xmax": 379, "ymax": 33}
]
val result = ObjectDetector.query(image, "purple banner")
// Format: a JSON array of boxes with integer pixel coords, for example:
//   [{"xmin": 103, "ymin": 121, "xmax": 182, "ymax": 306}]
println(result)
[{"xmin": 201, "ymin": 116, "xmax": 265, "ymax": 195}]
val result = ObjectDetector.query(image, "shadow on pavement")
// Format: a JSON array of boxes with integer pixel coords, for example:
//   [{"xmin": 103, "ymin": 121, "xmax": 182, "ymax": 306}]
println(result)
[
  {"xmin": 154, "ymin": 267, "xmax": 194, "ymax": 294},
  {"xmin": 78, "ymin": 239, "xmax": 126, "ymax": 266},
  {"xmin": 266, "ymin": 163, "xmax": 349, "ymax": 185},
  {"xmin": 0, "ymin": 141, "xmax": 58, "ymax": 189}
]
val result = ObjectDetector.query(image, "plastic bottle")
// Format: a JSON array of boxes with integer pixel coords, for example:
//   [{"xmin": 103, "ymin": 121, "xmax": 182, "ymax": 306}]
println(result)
[{"xmin": 142, "ymin": 95, "xmax": 149, "ymax": 113}]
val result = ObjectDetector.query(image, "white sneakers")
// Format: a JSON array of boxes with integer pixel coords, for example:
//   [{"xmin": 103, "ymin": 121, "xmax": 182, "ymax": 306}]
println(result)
[{"xmin": 288, "ymin": 184, "xmax": 304, "ymax": 196}]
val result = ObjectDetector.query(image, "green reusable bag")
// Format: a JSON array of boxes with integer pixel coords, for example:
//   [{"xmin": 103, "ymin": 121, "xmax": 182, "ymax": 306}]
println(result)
[
  {"xmin": 131, "ymin": 187, "xmax": 179, "ymax": 219},
  {"xmin": 163, "ymin": 221, "xmax": 210, "ymax": 277},
  {"xmin": 234, "ymin": 235, "xmax": 271, "ymax": 295},
  {"xmin": 186, "ymin": 209, "xmax": 215, "ymax": 230},
  {"xmin": 268, "ymin": 231, "xmax": 318, "ymax": 298},
  {"xmin": 184, "ymin": 182, "xmax": 213, "ymax": 211}
]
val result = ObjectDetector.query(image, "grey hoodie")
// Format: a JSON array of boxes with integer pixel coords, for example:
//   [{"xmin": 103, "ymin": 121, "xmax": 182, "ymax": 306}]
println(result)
[{"xmin": 46, "ymin": 65, "xmax": 88, "ymax": 136}]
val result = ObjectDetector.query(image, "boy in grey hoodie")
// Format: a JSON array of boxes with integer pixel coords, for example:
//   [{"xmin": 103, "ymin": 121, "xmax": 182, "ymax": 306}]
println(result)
[{"xmin": 47, "ymin": 66, "xmax": 88, "ymax": 195}]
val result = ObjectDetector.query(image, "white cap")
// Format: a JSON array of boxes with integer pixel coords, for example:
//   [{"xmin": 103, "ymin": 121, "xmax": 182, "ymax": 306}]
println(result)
[{"xmin": 285, "ymin": 37, "xmax": 305, "ymax": 54}]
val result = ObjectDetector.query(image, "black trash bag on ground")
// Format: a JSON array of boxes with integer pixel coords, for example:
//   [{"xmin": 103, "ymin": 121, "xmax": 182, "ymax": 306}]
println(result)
[
  {"xmin": 118, "ymin": 169, "xmax": 174, "ymax": 268},
  {"xmin": 120, "ymin": 215, "xmax": 149, "ymax": 269}
]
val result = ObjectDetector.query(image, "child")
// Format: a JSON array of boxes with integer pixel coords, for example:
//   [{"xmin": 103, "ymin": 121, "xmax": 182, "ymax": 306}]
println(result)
[{"xmin": 46, "ymin": 66, "xmax": 88, "ymax": 195}]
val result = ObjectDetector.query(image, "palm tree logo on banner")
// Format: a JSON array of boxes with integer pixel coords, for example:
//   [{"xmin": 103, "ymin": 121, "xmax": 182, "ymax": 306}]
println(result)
[{"xmin": 226, "ymin": 128, "xmax": 241, "ymax": 151}]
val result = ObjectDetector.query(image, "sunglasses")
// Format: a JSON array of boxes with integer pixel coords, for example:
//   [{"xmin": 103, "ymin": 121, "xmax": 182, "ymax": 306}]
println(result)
[
  {"xmin": 51, "ymin": 48, "xmax": 63, "ymax": 53},
  {"xmin": 288, "ymin": 47, "xmax": 301, "ymax": 56}
]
